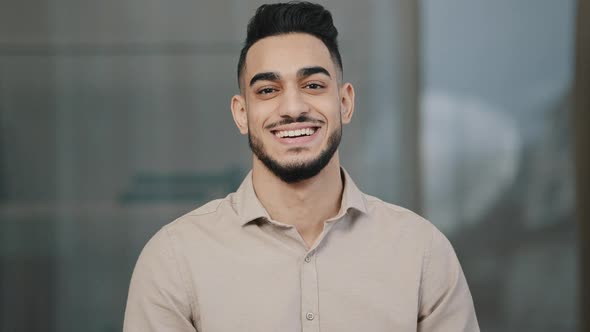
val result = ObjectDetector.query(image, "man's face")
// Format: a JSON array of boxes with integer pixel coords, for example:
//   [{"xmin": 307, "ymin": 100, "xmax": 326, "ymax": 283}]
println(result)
[{"xmin": 231, "ymin": 33, "xmax": 354, "ymax": 183}]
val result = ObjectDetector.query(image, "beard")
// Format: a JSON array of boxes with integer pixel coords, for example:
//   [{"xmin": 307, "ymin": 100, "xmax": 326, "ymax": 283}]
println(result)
[{"xmin": 248, "ymin": 121, "xmax": 342, "ymax": 184}]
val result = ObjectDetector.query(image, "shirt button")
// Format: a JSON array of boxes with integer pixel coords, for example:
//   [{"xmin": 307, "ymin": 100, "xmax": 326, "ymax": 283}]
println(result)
[
  {"xmin": 304, "ymin": 255, "xmax": 312, "ymax": 263},
  {"xmin": 306, "ymin": 312, "xmax": 315, "ymax": 321}
]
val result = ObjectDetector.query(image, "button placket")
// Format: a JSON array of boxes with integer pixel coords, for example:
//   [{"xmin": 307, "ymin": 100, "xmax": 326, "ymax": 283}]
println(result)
[
  {"xmin": 304, "ymin": 250, "xmax": 314, "ymax": 263},
  {"xmin": 300, "ymin": 250, "xmax": 320, "ymax": 332}
]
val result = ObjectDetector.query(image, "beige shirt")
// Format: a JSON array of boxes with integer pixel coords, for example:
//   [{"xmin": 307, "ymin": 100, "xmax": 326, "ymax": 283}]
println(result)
[{"xmin": 124, "ymin": 170, "xmax": 479, "ymax": 332}]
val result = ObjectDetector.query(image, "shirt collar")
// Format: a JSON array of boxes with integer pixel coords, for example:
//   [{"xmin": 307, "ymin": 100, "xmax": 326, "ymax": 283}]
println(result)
[{"xmin": 233, "ymin": 168, "xmax": 368, "ymax": 226}]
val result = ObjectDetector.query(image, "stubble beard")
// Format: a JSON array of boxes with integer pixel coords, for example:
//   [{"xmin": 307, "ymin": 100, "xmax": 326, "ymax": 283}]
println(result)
[{"xmin": 248, "ymin": 124, "xmax": 342, "ymax": 184}]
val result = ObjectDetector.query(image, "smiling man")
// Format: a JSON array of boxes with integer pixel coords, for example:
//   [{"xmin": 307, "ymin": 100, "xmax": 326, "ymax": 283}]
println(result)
[{"xmin": 123, "ymin": 2, "xmax": 479, "ymax": 331}]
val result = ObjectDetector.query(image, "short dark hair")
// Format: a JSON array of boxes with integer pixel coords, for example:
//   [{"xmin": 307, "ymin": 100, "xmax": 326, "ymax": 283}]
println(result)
[{"xmin": 237, "ymin": 1, "xmax": 343, "ymax": 88}]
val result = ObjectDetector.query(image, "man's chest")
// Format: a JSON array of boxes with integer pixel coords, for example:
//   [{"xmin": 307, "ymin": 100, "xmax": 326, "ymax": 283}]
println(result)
[{"xmin": 181, "ymin": 225, "xmax": 423, "ymax": 332}]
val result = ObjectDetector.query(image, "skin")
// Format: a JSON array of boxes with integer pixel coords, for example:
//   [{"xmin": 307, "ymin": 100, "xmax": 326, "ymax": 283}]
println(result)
[{"xmin": 231, "ymin": 33, "xmax": 355, "ymax": 248}]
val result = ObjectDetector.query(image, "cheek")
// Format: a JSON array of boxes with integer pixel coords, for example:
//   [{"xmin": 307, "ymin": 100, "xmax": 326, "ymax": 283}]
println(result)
[
  {"xmin": 247, "ymin": 103, "xmax": 278, "ymax": 127},
  {"xmin": 245, "ymin": 110, "xmax": 264, "ymax": 129},
  {"xmin": 315, "ymin": 99, "xmax": 342, "ymax": 123}
]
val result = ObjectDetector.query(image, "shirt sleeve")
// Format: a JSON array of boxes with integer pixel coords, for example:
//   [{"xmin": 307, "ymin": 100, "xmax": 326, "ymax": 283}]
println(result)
[
  {"xmin": 417, "ymin": 227, "xmax": 480, "ymax": 332},
  {"xmin": 123, "ymin": 226, "xmax": 197, "ymax": 332}
]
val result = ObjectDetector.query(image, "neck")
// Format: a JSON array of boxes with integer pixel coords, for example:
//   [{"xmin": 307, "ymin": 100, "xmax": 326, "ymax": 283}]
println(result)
[{"xmin": 252, "ymin": 153, "xmax": 344, "ymax": 248}]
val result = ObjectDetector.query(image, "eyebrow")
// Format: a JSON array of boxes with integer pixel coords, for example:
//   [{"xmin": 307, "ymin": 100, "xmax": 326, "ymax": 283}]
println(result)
[
  {"xmin": 249, "ymin": 72, "xmax": 280, "ymax": 87},
  {"xmin": 297, "ymin": 66, "xmax": 331, "ymax": 79},
  {"xmin": 248, "ymin": 66, "xmax": 332, "ymax": 87}
]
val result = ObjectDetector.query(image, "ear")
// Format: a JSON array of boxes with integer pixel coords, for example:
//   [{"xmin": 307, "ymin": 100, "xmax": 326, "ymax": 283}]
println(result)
[
  {"xmin": 231, "ymin": 94, "xmax": 249, "ymax": 135},
  {"xmin": 340, "ymin": 82, "xmax": 355, "ymax": 124}
]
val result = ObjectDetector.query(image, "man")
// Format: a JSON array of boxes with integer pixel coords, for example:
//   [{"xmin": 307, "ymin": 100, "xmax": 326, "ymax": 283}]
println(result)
[{"xmin": 123, "ymin": 2, "xmax": 479, "ymax": 331}]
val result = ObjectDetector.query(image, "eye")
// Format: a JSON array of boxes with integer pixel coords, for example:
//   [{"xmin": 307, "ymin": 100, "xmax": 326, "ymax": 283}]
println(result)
[
  {"xmin": 305, "ymin": 83, "xmax": 324, "ymax": 89},
  {"xmin": 257, "ymin": 87, "xmax": 278, "ymax": 95}
]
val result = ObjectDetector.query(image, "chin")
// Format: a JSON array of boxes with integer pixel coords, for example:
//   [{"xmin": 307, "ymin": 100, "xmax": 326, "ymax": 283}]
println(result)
[
  {"xmin": 278, "ymin": 158, "xmax": 319, "ymax": 169},
  {"xmin": 276, "ymin": 150, "xmax": 322, "ymax": 164}
]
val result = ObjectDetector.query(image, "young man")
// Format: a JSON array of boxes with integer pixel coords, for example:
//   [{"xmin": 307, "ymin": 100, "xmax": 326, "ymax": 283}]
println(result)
[{"xmin": 124, "ymin": 2, "xmax": 479, "ymax": 331}]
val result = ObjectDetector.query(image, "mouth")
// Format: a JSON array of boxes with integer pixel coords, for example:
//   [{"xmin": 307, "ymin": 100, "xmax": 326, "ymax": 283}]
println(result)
[
  {"xmin": 270, "ymin": 126, "xmax": 322, "ymax": 145},
  {"xmin": 272, "ymin": 127, "xmax": 318, "ymax": 138}
]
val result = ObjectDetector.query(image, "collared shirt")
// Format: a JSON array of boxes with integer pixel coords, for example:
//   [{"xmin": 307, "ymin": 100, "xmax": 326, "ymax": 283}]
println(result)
[{"xmin": 124, "ymin": 169, "xmax": 479, "ymax": 332}]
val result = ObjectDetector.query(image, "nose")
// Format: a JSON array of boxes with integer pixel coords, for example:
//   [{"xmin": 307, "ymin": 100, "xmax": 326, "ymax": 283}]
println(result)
[{"xmin": 278, "ymin": 87, "xmax": 310, "ymax": 118}]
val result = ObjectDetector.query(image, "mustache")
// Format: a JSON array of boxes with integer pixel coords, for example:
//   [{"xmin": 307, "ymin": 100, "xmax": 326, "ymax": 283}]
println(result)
[{"xmin": 265, "ymin": 115, "xmax": 325, "ymax": 130}]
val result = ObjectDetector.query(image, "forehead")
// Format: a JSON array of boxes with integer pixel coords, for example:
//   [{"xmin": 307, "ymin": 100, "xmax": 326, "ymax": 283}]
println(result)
[{"xmin": 244, "ymin": 33, "xmax": 337, "ymax": 81}]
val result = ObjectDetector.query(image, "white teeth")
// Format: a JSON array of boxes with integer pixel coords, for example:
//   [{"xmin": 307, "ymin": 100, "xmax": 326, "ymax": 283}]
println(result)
[{"xmin": 274, "ymin": 128, "xmax": 316, "ymax": 138}]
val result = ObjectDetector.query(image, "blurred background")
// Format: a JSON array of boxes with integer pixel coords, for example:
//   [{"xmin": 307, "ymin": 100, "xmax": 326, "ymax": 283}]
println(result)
[{"xmin": 0, "ymin": 0, "xmax": 588, "ymax": 331}]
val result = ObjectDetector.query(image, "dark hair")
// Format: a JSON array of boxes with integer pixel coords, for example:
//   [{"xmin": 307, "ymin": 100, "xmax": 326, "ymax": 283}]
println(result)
[{"xmin": 237, "ymin": 1, "xmax": 342, "ymax": 87}]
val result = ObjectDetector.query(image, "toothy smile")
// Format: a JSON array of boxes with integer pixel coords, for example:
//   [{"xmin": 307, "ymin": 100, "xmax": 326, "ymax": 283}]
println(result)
[{"xmin": 273, "ymin": 128, "xmax": 317, "ymax": 138}]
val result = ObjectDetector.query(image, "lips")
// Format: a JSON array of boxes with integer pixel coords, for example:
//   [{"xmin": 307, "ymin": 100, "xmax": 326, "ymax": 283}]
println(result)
[
  {"xmin": 273, "ymin": 127, "xmax": 317, "ymax": 138},
  {"xmin": 270, "ymin": 125, "xmax": 322, "ymax": 145}
]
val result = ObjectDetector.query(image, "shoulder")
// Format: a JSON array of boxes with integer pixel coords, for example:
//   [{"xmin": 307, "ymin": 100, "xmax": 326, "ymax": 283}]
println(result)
[
  {"xmin": 138, "ymin": 194, "xmax": 238, "ymax": 252},
  {"xmin": 178, "ymin": 197, "xmax": 228, "ymax": 220},
  {"xmin": 361, "ymin": 193, "xmax": 460, "ymax": 271},
  {"xmin": 360, "ymin": 193, "xmax": 451, "ymax": 251},
  {"xmin": 363, "ymin": 194, "xmax": 435, "ymax": 231},
  {"xmin": 363, "ymin": 194, "xmax": 419, "ymax": 215},
  {"xmin": 166, "ymin": 194, "xmax": 236, "ymax": 228}
]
